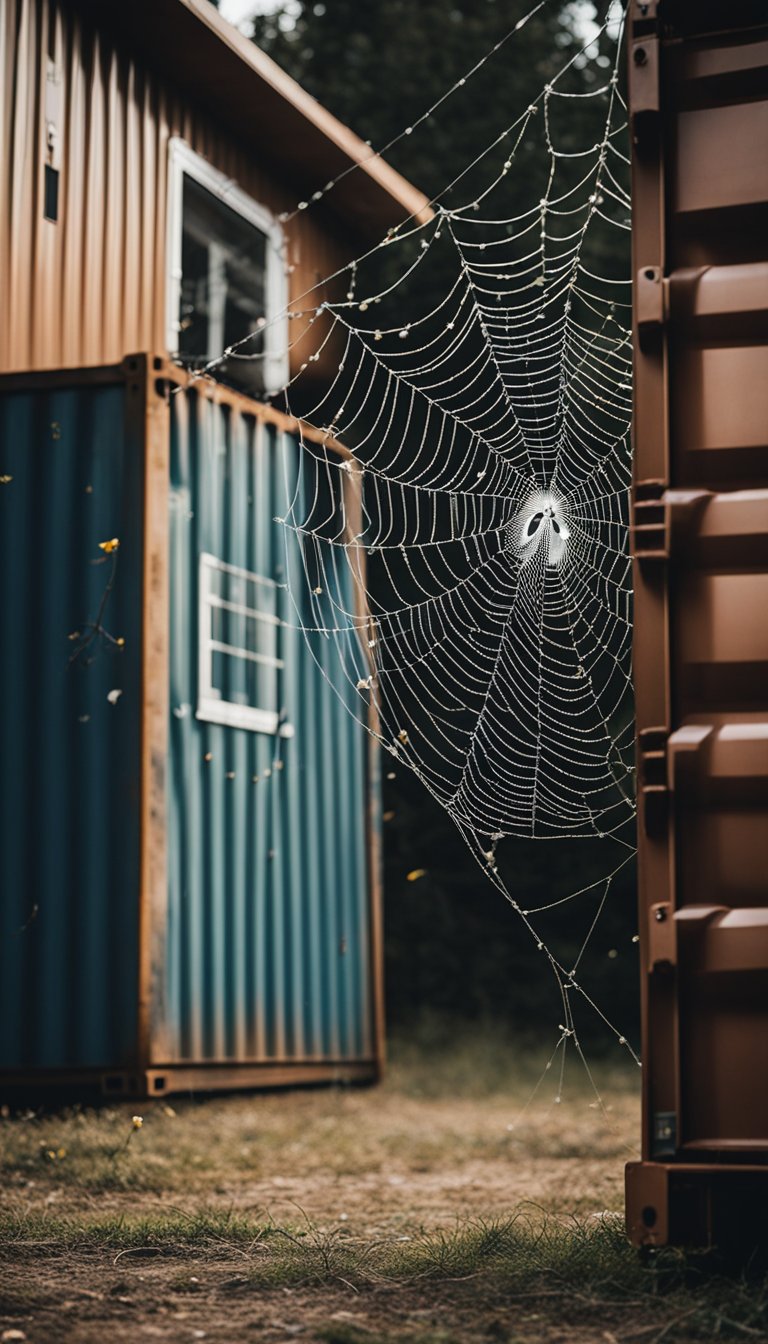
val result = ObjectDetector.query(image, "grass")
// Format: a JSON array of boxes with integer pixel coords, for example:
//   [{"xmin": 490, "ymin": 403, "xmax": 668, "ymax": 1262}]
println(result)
[
  {"xmin": 0, "ymin": 1032, "xmax": 765, "ymax": 1342},
  {"xmin": 2, "ymin": 1204, "xmax": 768, "ymax": 1339},
  {"xmin": 0, "ymin": 1034, "xmax": 639, "ymax": 1198}
]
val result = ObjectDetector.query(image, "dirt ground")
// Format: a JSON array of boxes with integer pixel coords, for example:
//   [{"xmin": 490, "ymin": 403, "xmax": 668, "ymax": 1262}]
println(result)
[{"xmin": 0, "ymin": 1044, "xmax": 763, "ymax": 1344}]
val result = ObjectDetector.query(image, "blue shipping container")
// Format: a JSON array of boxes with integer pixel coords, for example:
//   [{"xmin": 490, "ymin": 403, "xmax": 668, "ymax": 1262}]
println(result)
[{"xmin": 0, "ymin": 361, "xmax": 381, "ymax": 1096}]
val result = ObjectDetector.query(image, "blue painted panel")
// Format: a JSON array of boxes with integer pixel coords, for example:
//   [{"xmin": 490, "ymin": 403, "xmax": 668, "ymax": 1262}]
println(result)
[
  {"xmin": 166, "ymin": 391, "xmax": 373, "ymax": 1063},
  {"xmin": 0, "ymin": 379, "xmax": 142, "ymax": 1070}
]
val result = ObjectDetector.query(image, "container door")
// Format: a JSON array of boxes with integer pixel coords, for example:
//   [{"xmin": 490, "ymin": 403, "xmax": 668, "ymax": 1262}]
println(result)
[
  {"xmin": 627, "ymin": 2, "xmax": 768, "ymax": 1246},
  {"xmin": 163, "ymin": 380, "xmax": 379, "ymax": 1078},
  {"xmin": 0, "ymin": 368, "xmax": 143, "ymax": 1076}
]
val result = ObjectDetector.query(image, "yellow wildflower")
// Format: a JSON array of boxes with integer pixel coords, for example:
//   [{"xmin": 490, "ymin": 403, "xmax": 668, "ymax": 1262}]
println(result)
[{"xmin": 98, "ymin": 538, "xmax": 120, "ymax": 553}]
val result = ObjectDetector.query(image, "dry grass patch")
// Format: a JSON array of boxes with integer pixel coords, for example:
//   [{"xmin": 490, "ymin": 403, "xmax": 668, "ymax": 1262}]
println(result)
[{"xmin": 1, "ymin": 1035, "xmax": 765, "ymax": 1342}]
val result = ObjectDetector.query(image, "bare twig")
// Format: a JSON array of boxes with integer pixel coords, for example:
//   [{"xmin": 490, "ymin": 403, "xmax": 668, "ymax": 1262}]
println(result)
[{"xmin": 68, "ymin": 551, "xmax": 123, "ymax": 668}]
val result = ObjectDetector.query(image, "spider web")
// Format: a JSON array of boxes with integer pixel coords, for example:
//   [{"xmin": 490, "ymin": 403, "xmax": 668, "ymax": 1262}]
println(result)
[{"xmin": 208, "ymin": 4, "xmax": 639, "ymax": 1063}]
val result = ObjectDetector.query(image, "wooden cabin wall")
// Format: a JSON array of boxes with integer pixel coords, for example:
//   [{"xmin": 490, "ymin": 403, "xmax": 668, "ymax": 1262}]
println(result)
[{"xmin": 0, "ymin": 0, "xmax": 348, "ymax": 382}]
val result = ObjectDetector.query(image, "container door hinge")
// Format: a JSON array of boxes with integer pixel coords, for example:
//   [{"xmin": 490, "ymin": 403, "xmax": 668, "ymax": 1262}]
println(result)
[
  {"xmin": 650, "ymin": 899, "xmax": 677, "ymax": 970},
  {"xmin": 638, "ymin": 724, "xmax": 669, "ymax": 835},
  {"xmin": 636, "ymin": 266, "xmax": 669, "ymax": 342},
  {"xmin": 632, "ymin": 485, "xmax": 713, "ymax": 563},
  {"xmin": 632, "ymin": 480, "xmax": 667, "ymax": 560},
  {"xmin": 631, "ymin": 1, "xmax": 661, "ymax": 37},
  {"xmin": 630, "ymin": 35, "xmax": 660, "ymax": 149},
  {"xmin": 652, "ymin": 1110, "xmax": 677, "ymax": 1159}
]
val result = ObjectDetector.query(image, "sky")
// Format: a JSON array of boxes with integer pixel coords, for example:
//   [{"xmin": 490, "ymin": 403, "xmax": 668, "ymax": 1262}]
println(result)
[
  {"xmin": 219, "ymin": 0, "xmax": 281, "ymax": 30},
  {"xmin": 219, "ymin": 0, "xmax": 607, "ymax": 44}
]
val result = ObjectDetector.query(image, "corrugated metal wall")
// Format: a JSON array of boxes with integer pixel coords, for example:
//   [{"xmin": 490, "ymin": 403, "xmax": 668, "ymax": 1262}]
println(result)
[
  {"xmin": 0, "ymin": 372, "xmax": 143, "ymax": 1070},
  {"xmin": 0, "ymin": 365, "xmax": 377, "ymax": 1085},
  {"xmin": 626, "ymin": 2, "xmax": 768, "ymax": 1248},
  {"xmin": 165, "ymin": 389, "xmax": 373, "ymax": 1065},
  {"xmin": 0, "ymin": 0, "xmax": 346, "ymax": 378}
]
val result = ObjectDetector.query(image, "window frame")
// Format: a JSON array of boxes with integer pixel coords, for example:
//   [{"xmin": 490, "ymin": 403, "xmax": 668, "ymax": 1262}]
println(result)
[
  {"xmin": 166, "ymin": 138, "xmax": 289, "ymax": 395},
  {"xmin": 196, "ymin": 551, "xmax": 294, "ymax": 738}
]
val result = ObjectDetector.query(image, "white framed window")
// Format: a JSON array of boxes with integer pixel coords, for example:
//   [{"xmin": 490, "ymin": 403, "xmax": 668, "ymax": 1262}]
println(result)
[
  {"xmin": 166, "ymin": 138, "xmax": 289, "ymax": 397},
  {"xmin": 197, "ymin": 553, "xmax": 294, "ymax": 737}
]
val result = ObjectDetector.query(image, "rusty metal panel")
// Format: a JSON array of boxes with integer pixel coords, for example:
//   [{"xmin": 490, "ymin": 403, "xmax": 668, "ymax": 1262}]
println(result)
[
  {"xmin": 627, "ymin": 1, "xmax": 768, "ymax": 1249},
  {"xmin": 0, "ymin": 0, "xmax": 352, "ymax": 380}
]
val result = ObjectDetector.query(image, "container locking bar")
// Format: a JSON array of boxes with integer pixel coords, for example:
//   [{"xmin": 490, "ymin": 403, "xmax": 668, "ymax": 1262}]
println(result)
[{"xmin": 629, "ymin": 488, "xmax": 768, "ymax": 564}]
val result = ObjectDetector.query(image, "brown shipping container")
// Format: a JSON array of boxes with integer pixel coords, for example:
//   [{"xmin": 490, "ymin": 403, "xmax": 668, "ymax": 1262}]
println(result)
[
  {"xmin": 0, "ymin": 0, "xmax": 431, "ymax": 381},
  {"xmin": 626, "ymin": 0, "xmax": 768, "ymax": 1251}
]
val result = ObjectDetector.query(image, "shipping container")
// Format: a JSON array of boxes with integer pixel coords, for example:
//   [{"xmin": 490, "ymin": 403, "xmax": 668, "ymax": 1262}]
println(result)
[
  {"xmin": 0, "ymin": 0, "xmax": 429, "ymax": 1097},
  {"xmin": 0, "ymin": 357, "xmax": 384, "ymax": 1096},
  {"xmin": 626, "ymin": 0, "xmax": 768, "ymax": 1249},
  {"xmin": 0, "ymin": 0, "xmax": 430, "ymax": 381}
]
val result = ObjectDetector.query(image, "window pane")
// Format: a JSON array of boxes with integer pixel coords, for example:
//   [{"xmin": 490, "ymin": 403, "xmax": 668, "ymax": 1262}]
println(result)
[
  {"xmin": 199, "ymin": 555, "xmax": 285, "ymax": 733},
  {"xmin": 211, "ymin": 650, "xmax": 277, "ymax": 714},
  {"xmin": 178, "ymin": 174, "xmax": 268, "ymax": 396}
]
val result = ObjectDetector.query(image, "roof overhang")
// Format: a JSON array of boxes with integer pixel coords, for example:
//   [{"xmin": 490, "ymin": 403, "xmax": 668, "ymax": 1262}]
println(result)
[{"xmin": 70, "ymin": 0, "xmax": 434, "ymax": 239}]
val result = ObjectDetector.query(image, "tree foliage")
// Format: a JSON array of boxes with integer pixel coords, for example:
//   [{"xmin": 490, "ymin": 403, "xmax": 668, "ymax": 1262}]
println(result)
[
  {"xmin": 249, "ymin": 1, "xmax": 635, "ymax": 1040},
  {"xmin": 251, "ymin": 1, "xmax": 617, "ymax": 206}
]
